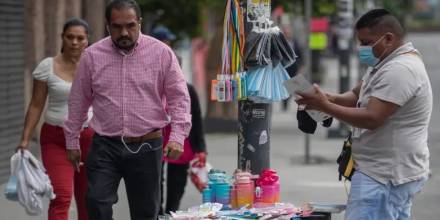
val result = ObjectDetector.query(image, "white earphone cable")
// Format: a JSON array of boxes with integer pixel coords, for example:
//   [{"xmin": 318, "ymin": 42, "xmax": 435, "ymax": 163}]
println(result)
[{"xmin": 121, "ymin": 136, "xmax": 153, "ymax": 154}]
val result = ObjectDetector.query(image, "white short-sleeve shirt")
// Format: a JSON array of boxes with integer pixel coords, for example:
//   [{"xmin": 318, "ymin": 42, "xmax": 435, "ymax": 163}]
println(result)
[{"xmin": 32, "ymin": 57, "xmax": 91, "ymax": 126}]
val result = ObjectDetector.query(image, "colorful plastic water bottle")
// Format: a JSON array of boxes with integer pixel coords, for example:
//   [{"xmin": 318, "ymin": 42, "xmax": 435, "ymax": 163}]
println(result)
[
  {"xmin": 214, "ymin": 183, "xmax": 231, "ymax": 206},
  {"xmin": 233, "ymin": 170, "xmax": 255, "ymax": 208},
  {"xmin": 208, "ymin": 169, "xmax": 226, "ymax": 202},
  {"xmin": 206, "ymin": 169, "xmax": 231, "ymax": 209},
  {"xmin": 235, "ymin": 182, "xmax": 254, "ymax": 207},
  {"xmin": 202, "ymin": 187, "xmax": 213, "ymax": 203},
  {"xmin": 230, "ymin": 186, "xmax": 237, "ymax": 209},
  {"xmin": 255, "ymin": 169, "xmax": 280, "ymax": 204}
]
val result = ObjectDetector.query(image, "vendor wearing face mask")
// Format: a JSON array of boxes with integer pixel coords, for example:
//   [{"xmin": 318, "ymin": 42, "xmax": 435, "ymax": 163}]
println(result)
[{"xmin": 295, "ymin": 9, "xmax": 432, "ymax": 220}]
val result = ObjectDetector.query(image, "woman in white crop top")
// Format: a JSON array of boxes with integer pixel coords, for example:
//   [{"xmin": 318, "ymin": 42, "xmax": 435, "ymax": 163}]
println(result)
[{"xmin": 17, "ymin": 18, "xmax": 93, "ymax": 220}]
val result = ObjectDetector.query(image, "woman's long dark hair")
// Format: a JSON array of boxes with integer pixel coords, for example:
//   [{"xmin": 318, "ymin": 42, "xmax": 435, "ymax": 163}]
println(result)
[{"xmin": 61, "ymin": 17, "xmax": 90, "ymax": 53}]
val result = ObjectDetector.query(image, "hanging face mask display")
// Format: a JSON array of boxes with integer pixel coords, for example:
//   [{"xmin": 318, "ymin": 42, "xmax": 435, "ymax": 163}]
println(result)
[
  {"xmin": 358, "ymin": 35, "xmax": 386, "ymax": 66},
  {"xmin": 211, "ymin": 0, "xmax": 297, "ymax": 104}
]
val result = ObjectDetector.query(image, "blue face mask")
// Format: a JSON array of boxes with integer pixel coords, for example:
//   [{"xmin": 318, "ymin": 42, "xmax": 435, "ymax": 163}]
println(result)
[{"xmin": 358, "ymin": 35, "xmax": 386, "ymax": 66}]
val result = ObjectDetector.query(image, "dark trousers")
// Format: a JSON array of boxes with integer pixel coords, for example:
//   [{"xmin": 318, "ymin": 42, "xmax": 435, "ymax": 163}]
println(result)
[
  {"xmin": 85, "ymin": 134, "xmax": 163, "ymax": 220},
  {"xmin": 159, "ymin": 163, "xmax": 189, "ymax": 214}
]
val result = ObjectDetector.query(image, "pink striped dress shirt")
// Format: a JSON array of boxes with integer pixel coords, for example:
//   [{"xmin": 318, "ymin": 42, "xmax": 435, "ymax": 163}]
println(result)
[{"xmin": 64, "ymin": 34, "xmax": 191, "ymax": 149}]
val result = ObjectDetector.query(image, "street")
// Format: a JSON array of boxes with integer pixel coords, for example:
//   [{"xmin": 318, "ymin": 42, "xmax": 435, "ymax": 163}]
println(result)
[{"xmin": 1, "ymin": 32, "xmax": 439, "ymax": 220}]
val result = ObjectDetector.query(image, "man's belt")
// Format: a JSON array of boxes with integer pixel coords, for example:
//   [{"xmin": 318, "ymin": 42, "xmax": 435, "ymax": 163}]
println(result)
[{"xmin": 105, "ymin": 129, "xmax": 162, "ymax": 143}]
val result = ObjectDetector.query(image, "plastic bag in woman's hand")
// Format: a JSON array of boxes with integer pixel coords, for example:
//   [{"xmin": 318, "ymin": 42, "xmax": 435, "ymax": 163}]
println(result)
[
  {"xmin": 4, "ymin": 175, "xmax": 18, "ymax": 201},
  {"xmin": 189, "ymin": 158, "xmax": 212, "ymax": 193}
]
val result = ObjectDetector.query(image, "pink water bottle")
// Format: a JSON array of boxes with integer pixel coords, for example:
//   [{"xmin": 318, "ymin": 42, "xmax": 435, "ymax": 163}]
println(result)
[
  {"xmin": 255, "ymin": 169, "xmax": 280, "ymax": 205},
  {"xmin": 233, "ymin": 170, "xmax": 254, "ymax": 208}
]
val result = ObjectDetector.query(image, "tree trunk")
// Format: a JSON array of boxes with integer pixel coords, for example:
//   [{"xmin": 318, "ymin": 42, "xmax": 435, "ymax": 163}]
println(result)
[
  {"xmin": 65, "ymin": 0, "xmax": 82, "ymax": 19},
  {"xmin": 83, "ymin": 0, "xmax": 106, "ymax": 43},
  {"xmin": 44, "ymin": 0, "xmax": 65, "ymax": 56}
]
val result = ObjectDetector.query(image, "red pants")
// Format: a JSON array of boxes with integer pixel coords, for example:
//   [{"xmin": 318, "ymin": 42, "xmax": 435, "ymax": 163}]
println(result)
[{"xmin": 40, "ymin": 123, "xmax": 94, "ymax": 220}]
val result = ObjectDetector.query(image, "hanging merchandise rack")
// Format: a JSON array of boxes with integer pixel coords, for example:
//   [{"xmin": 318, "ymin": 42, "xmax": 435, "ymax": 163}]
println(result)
[{"xmin": 211, "ymin": 0, "xmax": 297, "ymax": 103}]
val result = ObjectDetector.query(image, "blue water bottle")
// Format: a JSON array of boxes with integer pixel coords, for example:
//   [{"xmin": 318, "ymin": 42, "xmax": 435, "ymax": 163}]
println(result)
[
  {"xmin": 215, "ymin": 183, "xmax": 231, "ymax": 209},
  {"xmin": 202, "ymin": 187, "xmax": 213, "ymax": 203}
]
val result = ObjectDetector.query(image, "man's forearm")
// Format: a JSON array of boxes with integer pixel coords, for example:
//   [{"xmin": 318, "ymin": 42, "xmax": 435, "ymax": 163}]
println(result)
[
  {"xmin": 322, "ymin": 102, "xmax": 378, "ymax": 130},
  {"xmin": 328, "ymin": 90, "xmax": 358, "ymax": 107}
]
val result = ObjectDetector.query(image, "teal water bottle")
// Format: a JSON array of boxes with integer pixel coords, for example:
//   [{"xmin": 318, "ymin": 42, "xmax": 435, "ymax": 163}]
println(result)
[{"xmin": 202, "ymin": 187, "xmax": 213, "ymax": 203}]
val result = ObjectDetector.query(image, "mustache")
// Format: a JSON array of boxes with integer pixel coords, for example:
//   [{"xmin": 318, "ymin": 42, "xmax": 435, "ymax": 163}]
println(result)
[{"xmin": 117, "ymin": 37, "xmax": 132, "ymax": 42}]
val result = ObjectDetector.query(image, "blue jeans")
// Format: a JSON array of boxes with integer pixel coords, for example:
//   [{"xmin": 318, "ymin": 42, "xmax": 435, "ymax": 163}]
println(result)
[{"xmin": 345, "ymin": 171, "xmax": 428, "ymax": 220}]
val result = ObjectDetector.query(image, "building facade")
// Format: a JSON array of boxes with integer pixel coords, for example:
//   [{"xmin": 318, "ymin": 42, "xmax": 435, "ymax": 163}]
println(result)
[{"xmin": 0, "ymin": 0, "xmax": 106, "ymax": 183}]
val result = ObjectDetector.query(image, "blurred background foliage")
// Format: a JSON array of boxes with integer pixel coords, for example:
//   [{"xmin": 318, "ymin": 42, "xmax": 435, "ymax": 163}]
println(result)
[{"xmin": 137, "ymin": 0, "xmax": 438, "ymax": 40}]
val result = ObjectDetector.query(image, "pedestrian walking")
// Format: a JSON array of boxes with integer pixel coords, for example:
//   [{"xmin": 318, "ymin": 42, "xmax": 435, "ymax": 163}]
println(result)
[
  {"xmin": 63, "ymin": 1, "xmax": 191, "ymax": 220},
  {"xmin": 17, "ymin": 18, "xmax": 93, "ymax": 220},
  {"xmin": 296, "ymin": 9, "xmax": 432, "ymax": 220},
  {"xmin": 150, "ymin": 25, "xmax": 208, "ymax": 215},
  {"xmin": 160, "ymin": 83, "xmax": 207, "ymax": 214}
]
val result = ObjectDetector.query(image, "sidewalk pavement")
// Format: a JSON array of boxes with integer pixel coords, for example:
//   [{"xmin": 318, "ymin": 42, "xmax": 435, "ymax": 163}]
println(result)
[{"xmin": 1, "ymin": 56, "xmax": 438, "ymax": 220}]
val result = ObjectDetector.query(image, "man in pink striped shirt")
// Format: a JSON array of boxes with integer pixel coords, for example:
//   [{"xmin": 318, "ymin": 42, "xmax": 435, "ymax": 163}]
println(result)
[{"xmin": 63, "ymin": 1, "xmax": 191, "ymax": 219}]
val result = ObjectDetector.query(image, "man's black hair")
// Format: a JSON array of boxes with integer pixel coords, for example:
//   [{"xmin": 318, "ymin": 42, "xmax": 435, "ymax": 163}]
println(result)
[
  {"xmin": 105, "ymin": 0, "xmax": 141, "ymax": 24},
  {"xmin": 355, "ymin": 9, "xmax": 405, "ymax": 38}
]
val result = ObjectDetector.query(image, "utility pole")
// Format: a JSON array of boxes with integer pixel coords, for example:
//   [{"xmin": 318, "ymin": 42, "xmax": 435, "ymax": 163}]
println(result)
[
  {"xmin": 238, "ymin": 101, "xmax": 271, "ymax": 174},
  {"xmin": 238, "ymin": 0, "xmax": 272, "ymax": 175},
  {"xmin": 328, "ymin": 0, "xmax": 353, "ymax": 138},
  {"xmin": 303, "ymin": 0, "xmax": 312, "ymax": 164}
]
